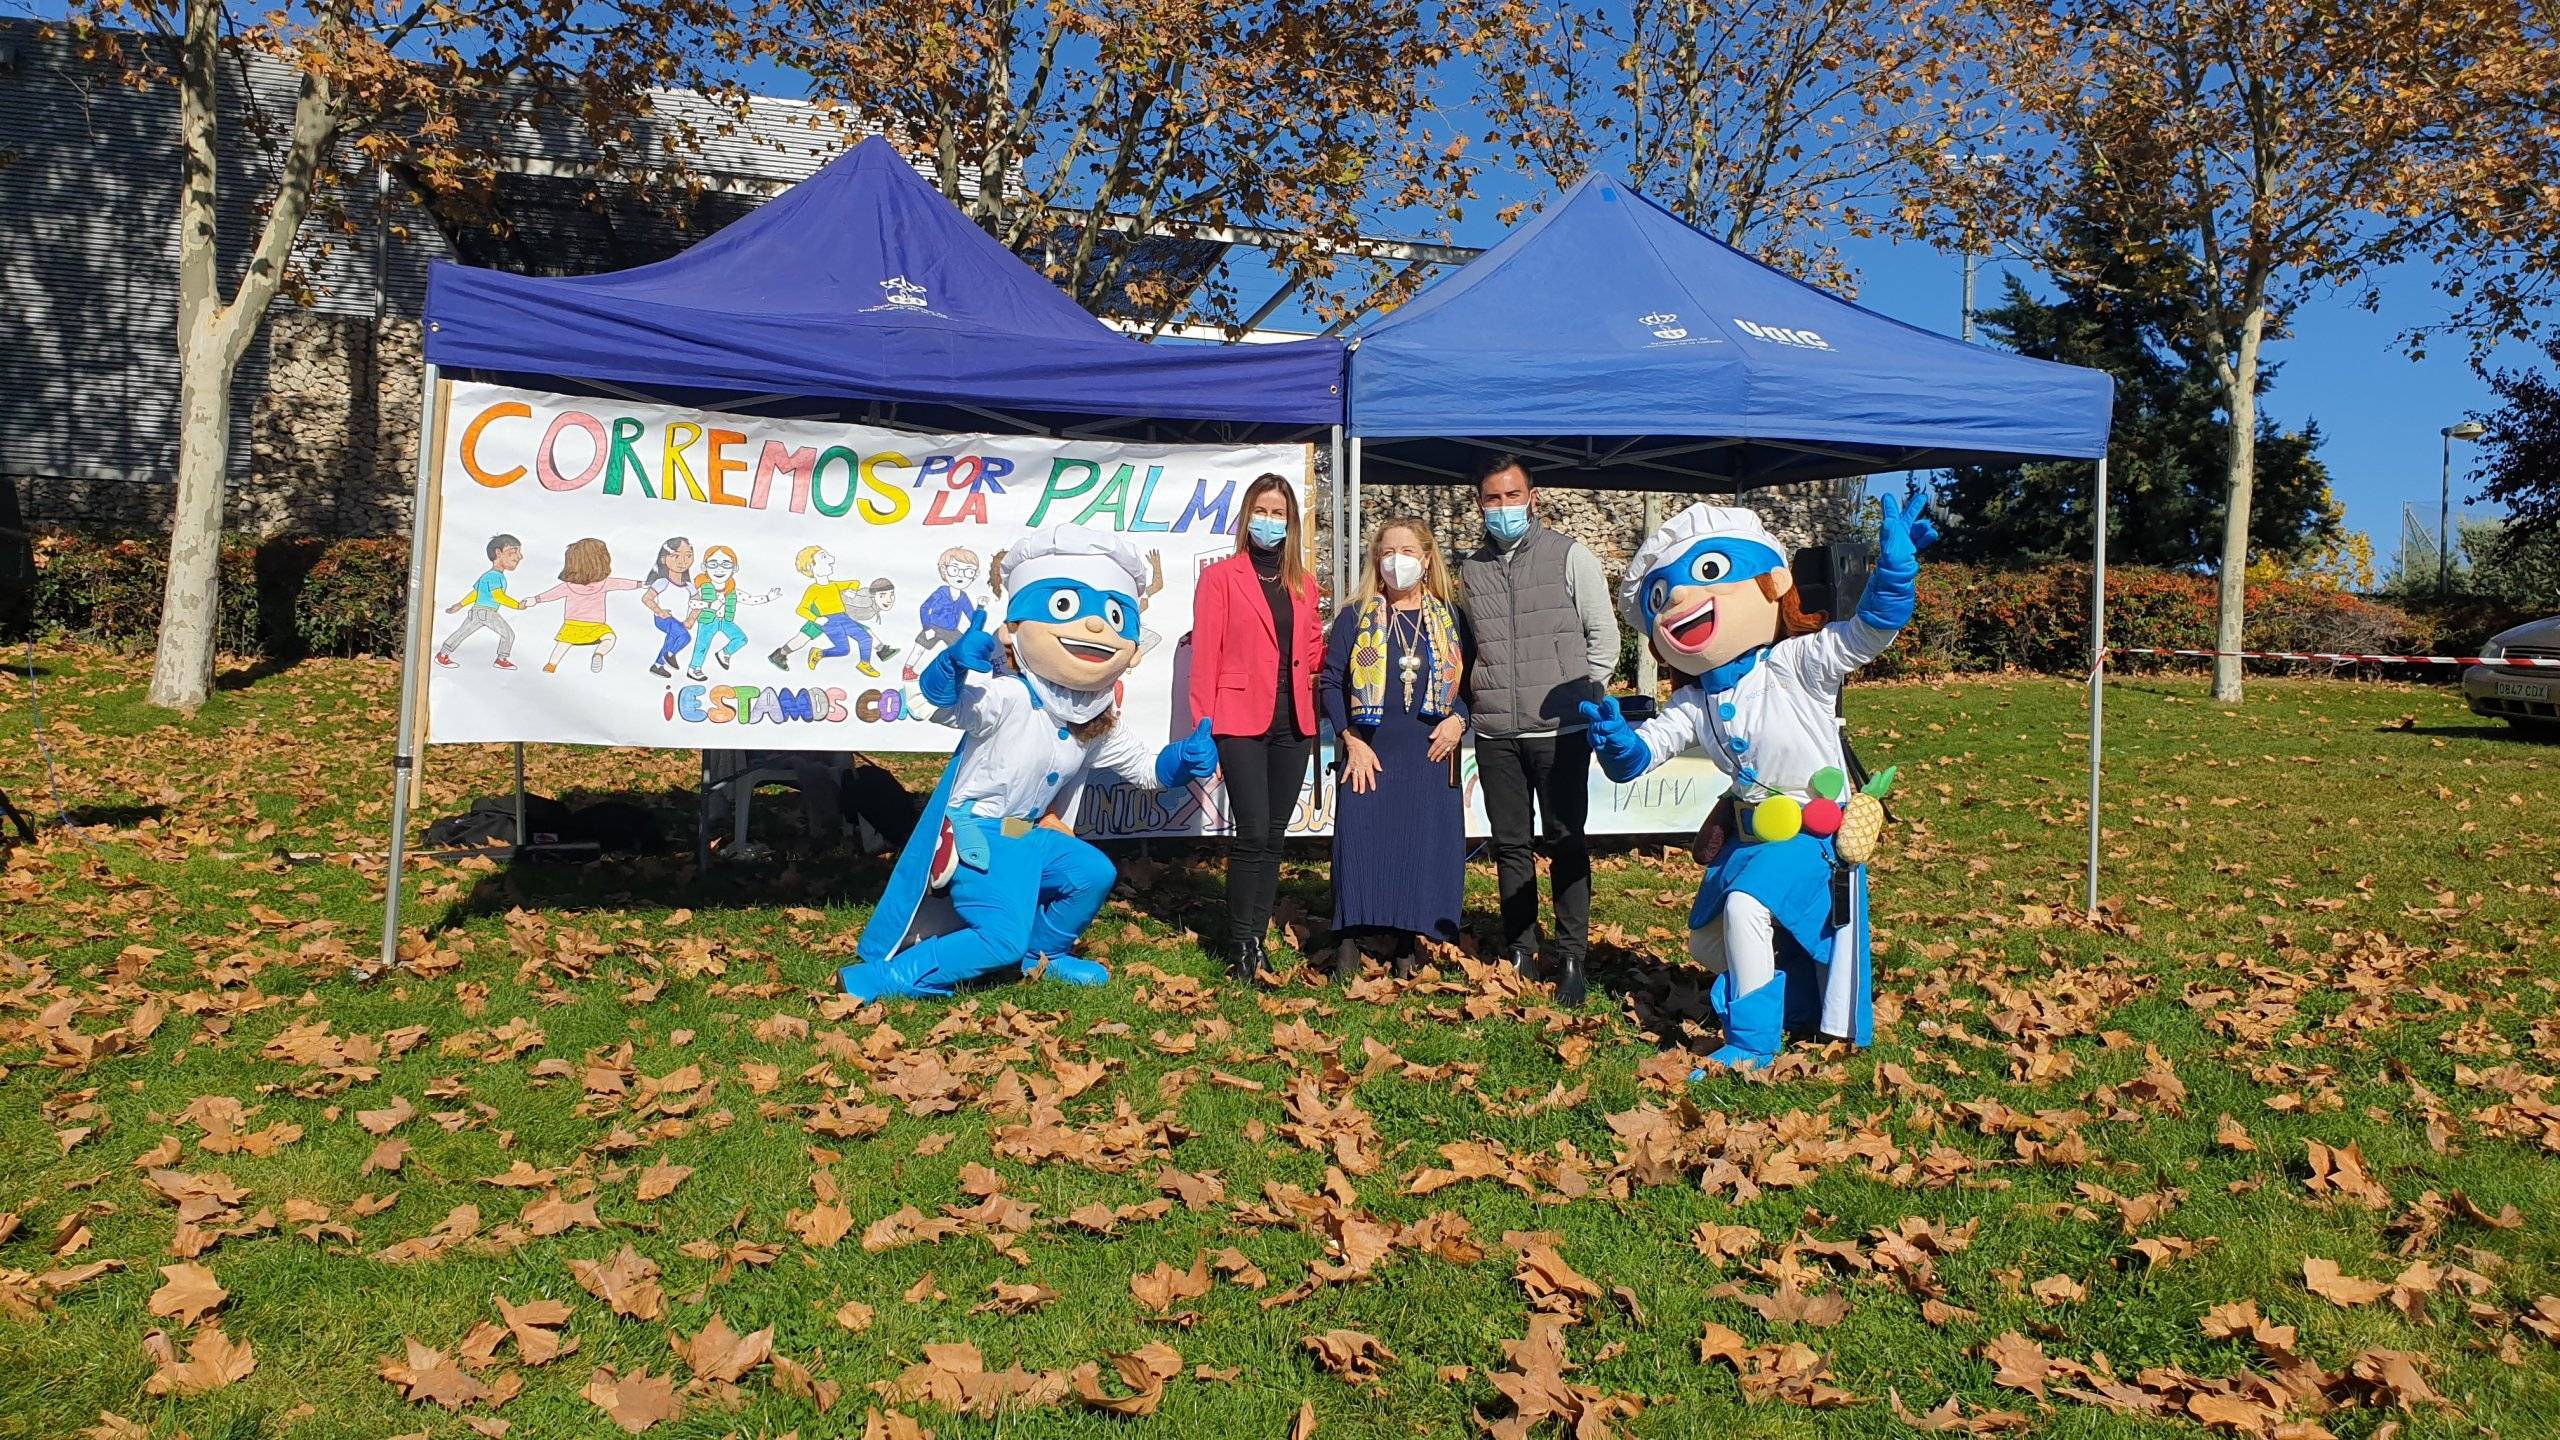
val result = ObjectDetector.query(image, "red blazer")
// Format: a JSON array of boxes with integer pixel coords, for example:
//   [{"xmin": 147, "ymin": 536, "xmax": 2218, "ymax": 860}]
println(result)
[{"xmin": 1188, "ymin": 552, "xmax": 1323, "ymax": 737}]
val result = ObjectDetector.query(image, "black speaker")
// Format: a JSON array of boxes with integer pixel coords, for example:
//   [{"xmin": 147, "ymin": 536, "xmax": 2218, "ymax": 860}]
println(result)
[{"xmin": 1789, "ymin": 541, "xmax": 1868, "ymax": 617}]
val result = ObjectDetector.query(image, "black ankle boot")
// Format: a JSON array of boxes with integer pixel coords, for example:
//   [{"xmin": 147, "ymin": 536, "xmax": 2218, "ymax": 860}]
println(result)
[
  {"xmin": 1331, "ymin": 939, "xmax": 1360, "ymax": 984},
  {"xmin": 1507, "ymin": 937, "xmax": 1540, "ymax": 976},
  {"xmin": 1229, "ymin": 938, "xmax": 1270, "ymax": 989},
  {"xmin": 1552, "ymin": 952, "xmax": 1587, "ymax": 1007},
  {"xmin": 1390, "ymin": 937, "xmax": 1419, "ymax": 980}
]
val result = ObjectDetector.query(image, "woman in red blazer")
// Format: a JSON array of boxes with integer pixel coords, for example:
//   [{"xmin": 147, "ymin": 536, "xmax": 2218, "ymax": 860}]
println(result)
[{"xmin": 1189, "ymin": 472, "xmax": 1325, "ymax": 988}]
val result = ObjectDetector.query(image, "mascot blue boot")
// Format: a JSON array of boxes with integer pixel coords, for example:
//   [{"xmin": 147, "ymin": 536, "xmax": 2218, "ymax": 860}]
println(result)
[
  {"xmin": 840, "ymin": 526, "xmax": 1218, "ymax": 1003},
  {"xmin": 1581, "ymin": 494, "xmax": 1933, "ymax": 1075}
]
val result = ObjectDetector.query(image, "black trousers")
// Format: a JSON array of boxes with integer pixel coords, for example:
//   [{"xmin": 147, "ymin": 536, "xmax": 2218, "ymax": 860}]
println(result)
[
  {"xmin": 1475, "ymin": 730, "xmax": 1592, "ymax": 960},
  {"xmin": 1217, "ymin": 731, "xmax": 1313, "ymax": 944}
]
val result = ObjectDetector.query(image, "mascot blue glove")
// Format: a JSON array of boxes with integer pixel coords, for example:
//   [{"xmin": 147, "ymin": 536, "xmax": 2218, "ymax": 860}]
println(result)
[
  {"xmin": 1155, "ymin": 717, "xmax": 1220, "ymax": 788},
  {"xmin": 919, "ymin": 607, "xmax": 1002, "ymax": 710},
  {"xmin": 1857, "ymin": 489, "xmax": 1940, "ymax": 633},
  {"xmin": 1579, "ymin": 696, "xmax": 1652, "ymax": 783}
]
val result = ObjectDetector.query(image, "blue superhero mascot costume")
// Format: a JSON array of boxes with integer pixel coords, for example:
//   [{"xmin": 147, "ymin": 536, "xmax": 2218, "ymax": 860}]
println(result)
[
  {"xmin": 1580, "ymin": 495, "xmax": 1935, "ymax": 1072},
  {"xmin": 841, "ymin": 525, "xmax": 1218, "ymax": 1002}
]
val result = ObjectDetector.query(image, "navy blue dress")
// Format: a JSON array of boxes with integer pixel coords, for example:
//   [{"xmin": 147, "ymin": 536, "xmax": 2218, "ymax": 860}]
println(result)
[{"xmin": 1319, "ymin": 605, "xmax": 1465, "ymax": 939}]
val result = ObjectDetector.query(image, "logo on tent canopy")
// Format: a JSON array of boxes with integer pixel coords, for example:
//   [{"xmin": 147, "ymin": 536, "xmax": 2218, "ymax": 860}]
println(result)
[
  {"xmin": 1636, "ymin": 311, "xmax": 1722, "ymax": 349},
  {"xmin": 880, "ymin": 276, "xmax": 930, "ymax": 308}
]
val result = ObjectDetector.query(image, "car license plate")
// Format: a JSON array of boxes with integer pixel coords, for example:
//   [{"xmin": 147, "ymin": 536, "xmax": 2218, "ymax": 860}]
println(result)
[{"xmin": 2495, "ymin": 679, "xmax": 2548, "ymax": 700}]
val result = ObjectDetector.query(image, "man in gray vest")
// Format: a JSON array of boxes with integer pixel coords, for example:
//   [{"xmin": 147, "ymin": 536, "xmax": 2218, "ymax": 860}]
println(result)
[{"xmin": 1458, "ymin": 455, "xmax": 1619, "ymax": 1005}]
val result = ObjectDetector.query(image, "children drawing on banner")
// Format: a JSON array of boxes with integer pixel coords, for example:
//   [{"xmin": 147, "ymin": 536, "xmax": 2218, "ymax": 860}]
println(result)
[
  {"xmin": 773, "ymin": 546, "xmax": 893, "ymax": 677},
  {"xmin": 436, "ymin": 533, "xmax": 524, "ymax": 669},
  {"xmin": 838, "ymin": 525, "xmax": 1219, "ymax": 1003},
  {"xmin": 903, "ymin": 547, "xmax": 986, "ymax": 682},
  {"xmin": 845, "ymin": 578, "xmax": 901, "ymax": 668},
  {"xmin": 685, "ymin": 545, "xmax": 780, "ymax": 681},
  {"xmin": 642, "ymin": 536, "xmax": 696, "ymax": 678},
  {"xmin": 1581, "ymin": 494, "xmax": 1934, "ymax": 1074},
  {"xmin": 526, "ymin": 537, "xmax": 643, "ymax": 673}
]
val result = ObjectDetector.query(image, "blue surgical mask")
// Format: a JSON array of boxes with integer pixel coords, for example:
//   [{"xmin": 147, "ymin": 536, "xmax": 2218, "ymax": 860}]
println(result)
[
  {"xmin": 1484, "ymin": 504, "xmax": 1531, "ymax": 543},
  {"xmin": 1247, "ymin": 516, "xmax": 1290, "ymax": 551}
]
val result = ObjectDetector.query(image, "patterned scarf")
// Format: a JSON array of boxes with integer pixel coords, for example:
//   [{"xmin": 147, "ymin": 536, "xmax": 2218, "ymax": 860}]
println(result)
[{"xmin": 1348, "ymin": 594, "xmax": 1462, "ymax": 727}]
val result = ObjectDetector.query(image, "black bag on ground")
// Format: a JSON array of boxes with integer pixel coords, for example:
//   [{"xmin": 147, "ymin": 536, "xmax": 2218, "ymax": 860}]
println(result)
[
  {"xmin": 841, "ymin": 761, "xmax": 923, "ymax": 850},
  {"xmin": 560, "ymin": 799, "xmax": 661, "ymax": 855},
  {"xmin": 424, "ymin": 792, "xmax": 574, "ymax": 849}
]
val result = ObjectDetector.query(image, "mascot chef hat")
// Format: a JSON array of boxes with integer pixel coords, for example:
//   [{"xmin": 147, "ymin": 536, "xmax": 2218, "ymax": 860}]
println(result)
[
  {"xmin": 1001, "ymin": 525, "xmax": 1152, "ymax": 604},
  {"xmin": 1617, "ymin": 503, "xmax": 1789, "ymax": 628}
]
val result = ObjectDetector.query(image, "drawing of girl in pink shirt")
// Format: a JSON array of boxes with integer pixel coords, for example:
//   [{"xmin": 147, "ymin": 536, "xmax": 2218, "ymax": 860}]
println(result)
[{"xmin": 526, "ymin": 537, "xmax": 643, "ymax": 673}]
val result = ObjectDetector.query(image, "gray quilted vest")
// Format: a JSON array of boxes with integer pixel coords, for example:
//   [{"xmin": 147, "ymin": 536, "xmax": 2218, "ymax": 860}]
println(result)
[{"xmin": 1459, "ymin": 525, "xmax": 1595, "ymax": 738}]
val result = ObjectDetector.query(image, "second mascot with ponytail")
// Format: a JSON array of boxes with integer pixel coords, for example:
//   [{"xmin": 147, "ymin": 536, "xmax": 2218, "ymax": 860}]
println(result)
[
  {"xmin": 1582, "ymin": 493, "xmax": 1935, "ymax": 1072},
  {"xmin": 839, "ymin": 525, "xmax": 1220, "ymax": 1002}
]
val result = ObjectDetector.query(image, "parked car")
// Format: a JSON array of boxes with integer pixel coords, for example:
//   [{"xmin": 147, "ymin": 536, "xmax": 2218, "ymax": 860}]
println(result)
[{"xmin": 2463, "ymin": 615, "xmax": 2560, "ymax": 733}]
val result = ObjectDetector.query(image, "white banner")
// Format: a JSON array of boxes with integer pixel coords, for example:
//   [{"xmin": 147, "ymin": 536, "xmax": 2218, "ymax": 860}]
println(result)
[
  {"xmin": 412, "ymin": 380, "xmax": 1706, "ymax": 838},
  {"xmin": 417, "ymin": 381, "xmax": 1306, "ymax": 754}
]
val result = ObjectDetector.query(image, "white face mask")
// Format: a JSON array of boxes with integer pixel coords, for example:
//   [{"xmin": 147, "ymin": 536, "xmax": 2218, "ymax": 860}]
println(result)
[{"xmin": 1380, "ymin": 553, "xmax": 1424, "ymax": 592}]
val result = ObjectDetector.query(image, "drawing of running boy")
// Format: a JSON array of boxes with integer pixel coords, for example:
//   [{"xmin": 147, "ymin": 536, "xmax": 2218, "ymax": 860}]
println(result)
[
  {"xmin": 685, "ymin": 545, "xmax": 781, "ymax": 681},
  {"xmin": 526, "ymin": 537, "xmax": 643, "ymax": 673},
  {"xmin": 901, "ymin": 546, "xmax": 984, "ymax": 682},
  {"xmin": 771, "ymin": 545, "xmax": 892, "ymax": 677},
  {"xmin": 436, "ymin": 533, "xmax": 524, "ymax": 669}
]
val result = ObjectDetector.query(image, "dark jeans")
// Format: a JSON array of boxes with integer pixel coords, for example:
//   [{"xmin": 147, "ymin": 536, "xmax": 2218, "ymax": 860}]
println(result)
[
  {"xmin": 1217, "ymin": 731, "xmax": 1313, "ymax": 944},
  {"xmin": 1475, "ymin": 730, "xmax": 1592, "ymax": 961}
]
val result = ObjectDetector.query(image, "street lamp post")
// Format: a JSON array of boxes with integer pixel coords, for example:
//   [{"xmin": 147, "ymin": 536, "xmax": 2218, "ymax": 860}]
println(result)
[{"xmin": 2439, "ymin": 421, "xmax": 2487, "ymax": 597}]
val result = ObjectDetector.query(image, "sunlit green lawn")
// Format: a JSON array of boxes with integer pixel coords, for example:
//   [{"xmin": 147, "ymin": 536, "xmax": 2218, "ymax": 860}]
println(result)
[{"xmin": 2, "ymin": 644, "xmax": 2555, "ymax": 1439}]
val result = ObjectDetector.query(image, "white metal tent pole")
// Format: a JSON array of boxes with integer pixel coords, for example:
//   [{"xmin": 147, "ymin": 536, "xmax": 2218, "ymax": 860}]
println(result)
[
  {"xmin": 2084, "ymin": 455, "xmax": 2109, "ymax": 918},
  {"xmin": 1328, "ymin": 425, "xmax": 1346, "ymax": 595},
  {"xmin": 1347, "ymin": 438, "xmax": 1364, "ymax": 586},
  {"xmin": 376, "ymin": 362, "xmax": 444, "ymax": 974}
]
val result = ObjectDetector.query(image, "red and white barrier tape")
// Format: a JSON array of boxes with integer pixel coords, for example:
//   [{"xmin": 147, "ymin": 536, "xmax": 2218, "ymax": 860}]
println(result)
[{"xmin": 2112, "ymin": 647, "xmax": 2560, "ymax": 668}]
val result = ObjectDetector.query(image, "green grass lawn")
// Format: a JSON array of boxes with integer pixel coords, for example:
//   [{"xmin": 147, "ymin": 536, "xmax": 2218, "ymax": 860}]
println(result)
[{"xmin": 2, "ymin": 644, "xmax": 2556, "ymax": 1439}]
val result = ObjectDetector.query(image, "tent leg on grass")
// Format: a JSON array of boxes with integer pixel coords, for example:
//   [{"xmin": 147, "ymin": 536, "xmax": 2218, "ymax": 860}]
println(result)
[
  {"xmin": 374, "ymin": 363, "xmax": 444, "ymax": 977},
  {"xmin": 2085, "ymin": 456, "xmax": 2108, "ymax": 918},
  {"xmin": 512, "ymin": 743, "xmax": 527, "ymax": 857}
]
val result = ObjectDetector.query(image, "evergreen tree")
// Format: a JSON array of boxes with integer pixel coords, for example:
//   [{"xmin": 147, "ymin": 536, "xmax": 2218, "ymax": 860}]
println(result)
[{"xmin": 1936, "ymin": 219, "xmax": 2339, "ymax": 570}]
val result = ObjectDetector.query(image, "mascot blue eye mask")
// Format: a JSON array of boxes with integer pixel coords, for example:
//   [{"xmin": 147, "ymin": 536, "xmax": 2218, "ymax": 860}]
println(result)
[
  {"xmin": 1637, "ymin": 537, "xmax": 1786, "ymax": 631},
  {"xmin": 1619, "ymin": 507, "xmax": 1797, "ymax": 677},
  {"xmin": 1006, "ymin": 578, "xmax": 1141, "ymax": 644}
]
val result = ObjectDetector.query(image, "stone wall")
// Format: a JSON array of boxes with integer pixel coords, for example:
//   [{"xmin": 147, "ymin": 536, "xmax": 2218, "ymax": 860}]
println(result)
[{"xmin": 237, "ymin": 312, "xmax": 424, "ymax": 537}]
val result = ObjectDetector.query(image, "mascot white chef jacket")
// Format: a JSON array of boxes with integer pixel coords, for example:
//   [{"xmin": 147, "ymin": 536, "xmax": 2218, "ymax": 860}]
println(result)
[
  {"xmin": 1582, "ymin": 495, "xmax": 1935, "ymax": 1071},
  {"xmin": 841, "ymin": 526, "xmax": 1217, "ymax": 1002}
]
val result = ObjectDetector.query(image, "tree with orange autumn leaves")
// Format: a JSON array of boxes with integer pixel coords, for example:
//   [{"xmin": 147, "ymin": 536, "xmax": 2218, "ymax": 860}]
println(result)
[
  {"xmin": 73, "ymin": 0, "xmax": 740, "ymax": 713},
  {"xmin": 745, "ymin": 0, "xmax": 1488, "ymax": 327},
  {"xmin": 1940, "ymin": 0, "xmax": 2560, "ymax": 705},
  {"xmin": 1453, "ymin": 0, "xmax": 1999, "ymax": 288}
]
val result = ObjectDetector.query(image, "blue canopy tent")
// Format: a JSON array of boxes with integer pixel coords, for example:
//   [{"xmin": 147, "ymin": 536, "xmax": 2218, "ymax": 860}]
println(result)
[
  {"xmin": 378, "ymin": 136, "xmax": 1349, "ymax": 968},
  {"xmin": 1341, "ymin": 173, "xmax": 2118, "ymax": 911},
  {"xmin": 422, "ymin": 135, "xmax": 1345, "ymax": 435}
]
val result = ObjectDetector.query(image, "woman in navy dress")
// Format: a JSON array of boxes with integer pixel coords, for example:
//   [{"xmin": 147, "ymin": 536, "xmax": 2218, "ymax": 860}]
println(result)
[{"xmin": 1319, "ymin": 516, "xmax": 1469, "ymax": 978}]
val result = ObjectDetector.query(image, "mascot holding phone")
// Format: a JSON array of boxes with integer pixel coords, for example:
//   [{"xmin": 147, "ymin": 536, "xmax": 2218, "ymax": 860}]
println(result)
[
  {"xmin": 841, "ymin": 525, "xmax": 1218, "ymax": 1002},
  {"xmin": 1582, "ymin": 494, "xmax": 1935, "ymax": 1072}
]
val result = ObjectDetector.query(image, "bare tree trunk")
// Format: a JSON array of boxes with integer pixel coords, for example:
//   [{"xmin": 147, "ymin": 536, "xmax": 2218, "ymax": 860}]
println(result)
[
  {"xmin": 2209, "ymin": 307, "xmax": 2266, "ymax": 706},
  {"xmin": 146, "ymin": 0, "xmax": 337, "ymax": 711},
  {"xmin": 146, "ymin": 0, "xmax": 231, "ymax": 711}
]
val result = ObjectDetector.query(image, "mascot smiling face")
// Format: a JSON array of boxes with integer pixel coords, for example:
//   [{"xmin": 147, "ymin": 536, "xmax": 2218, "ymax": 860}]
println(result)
[
  {"xmin": 1627, "ymin": 506, "xmax": 1796, "ymax": 678},
  {"xmin": 995, "ymin": 527, "xmax": 1152, "ymax": 704}
]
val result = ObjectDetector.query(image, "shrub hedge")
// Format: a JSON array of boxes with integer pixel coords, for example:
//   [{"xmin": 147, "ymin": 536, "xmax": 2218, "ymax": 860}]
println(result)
[{"xmin": 6, "ymin": 530, "xmax": 2535, "ymax": 673}]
